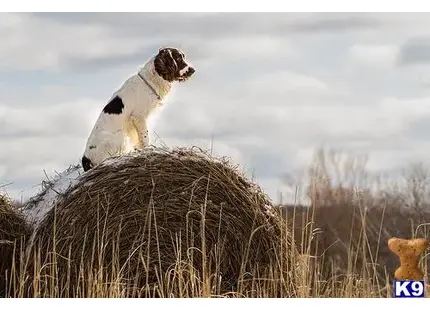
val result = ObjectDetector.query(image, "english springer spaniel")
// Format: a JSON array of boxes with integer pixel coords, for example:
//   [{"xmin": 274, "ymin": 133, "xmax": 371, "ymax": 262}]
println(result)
[{"xmin": 81, "ymin": 47, "xmax": 195, "ymax": 172}]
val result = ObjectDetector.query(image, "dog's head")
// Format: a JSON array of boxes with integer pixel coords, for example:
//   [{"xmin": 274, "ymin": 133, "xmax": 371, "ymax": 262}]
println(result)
[{"xmin": 154, "ymin": 47, "xmax": 195, "ymax": 83}]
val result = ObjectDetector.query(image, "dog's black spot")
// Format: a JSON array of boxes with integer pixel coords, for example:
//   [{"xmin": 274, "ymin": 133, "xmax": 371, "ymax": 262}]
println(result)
[
  {"xmin": 89, "ymin": 145, "xmax": 97, "ymax": 150},
  {"xmin": 103, "ymin": 96, "xmax": 124, "ymax": 114},
  {"xmin": 82, "ymin": 155, "xmax": 93, "ymax": 172}
]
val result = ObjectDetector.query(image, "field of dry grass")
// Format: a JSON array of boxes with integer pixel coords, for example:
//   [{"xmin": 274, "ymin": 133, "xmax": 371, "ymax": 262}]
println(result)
[{"xmin": 1, "ymin": 148, "xmax": 430, "ymax": 298}]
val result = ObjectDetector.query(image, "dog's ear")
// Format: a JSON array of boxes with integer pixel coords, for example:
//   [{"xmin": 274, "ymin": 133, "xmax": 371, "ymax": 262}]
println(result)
[{"xmin": 158, "ymin": 47, "xmax": 168, "ymax": 54}]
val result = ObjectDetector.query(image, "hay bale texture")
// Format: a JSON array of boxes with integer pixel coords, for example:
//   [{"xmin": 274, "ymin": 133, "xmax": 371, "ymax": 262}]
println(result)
[
  {"xmin": 27, "ymin": 147, "xmax": 289, "ymax": 297},
  {"xmin": 0, "ymin": 194, "xmax": 32, "ymax": 296}
]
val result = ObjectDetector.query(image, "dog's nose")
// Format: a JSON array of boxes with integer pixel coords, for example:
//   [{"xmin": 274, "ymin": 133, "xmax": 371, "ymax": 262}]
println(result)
[{"xmin": 188, "ymin": 67, "xmax": 195, "ymax": 75}]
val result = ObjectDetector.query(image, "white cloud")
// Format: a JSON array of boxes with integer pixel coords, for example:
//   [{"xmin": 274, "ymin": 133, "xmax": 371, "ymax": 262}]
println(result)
[
  {"xmin": 0, "ymin": 99, "xmax": 102, "ymax": 138},
  {"xmin": 380, "ymin": 96, "xmax": 430, "ymax": 118},
  {"xmin": 366, "ymin": 144, "xmax": 430, "ymax": 172},
  {"xmin": 201, "ymin": 35, "xmax": 294, "ymax": 62},
  {"xmin": 245, "ymin": 71, "xmax": 329, "ymax": 100},
  {"xmin": 278, "ymin": 96, "xmax": 430, "ymax": 138},
  {"xmin": 348, "ymin": 44, "xmax": 399, "ymax": 68},
  {"xmin": 0, "ymin": 13, "xmax": 157, "ymax": 71}
]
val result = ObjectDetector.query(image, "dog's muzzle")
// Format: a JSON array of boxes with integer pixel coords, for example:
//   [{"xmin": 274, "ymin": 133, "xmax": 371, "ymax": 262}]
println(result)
[
  {"xmin": 178, "ymin": 66, "xmax": 195, "ymax": 81},
  {"xmin": 186, "ymin": 67, "xmax": 195, "ymax": 76}
]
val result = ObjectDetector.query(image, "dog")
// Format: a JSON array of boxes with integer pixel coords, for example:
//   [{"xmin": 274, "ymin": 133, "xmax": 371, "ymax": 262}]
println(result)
[{"xmin": 81, "ymin": 47, "xmax": 195, "ymax": 172}]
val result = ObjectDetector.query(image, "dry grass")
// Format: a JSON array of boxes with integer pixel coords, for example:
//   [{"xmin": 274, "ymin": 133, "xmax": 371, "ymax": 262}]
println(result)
[
  {"xmin": 0, "ymin": 195, "xmax": 32, "ymax": 296},
  {"xmin": 1, "ymin": 146, "xmax": 430, "ymax": 298}
]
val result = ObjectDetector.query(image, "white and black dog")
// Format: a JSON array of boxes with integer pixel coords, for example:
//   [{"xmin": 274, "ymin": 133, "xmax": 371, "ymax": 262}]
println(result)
[{"xmin": 81, "ymin": 47, "xmax": 195, "ymax": 172}]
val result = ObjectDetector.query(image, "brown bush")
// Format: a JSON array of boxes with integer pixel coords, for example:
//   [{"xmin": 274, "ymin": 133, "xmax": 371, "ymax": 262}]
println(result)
[
  {"xmin": 274, "ymin": 148, "xmax": 430, "ymax": 294},
  {"xmin": 25, "ymin": 147, "xmax": 292, "ymax": 297}
]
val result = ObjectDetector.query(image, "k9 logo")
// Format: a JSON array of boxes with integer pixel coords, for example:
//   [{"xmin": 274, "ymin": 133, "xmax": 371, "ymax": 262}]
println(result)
[{"xmin": 394, "ymin": 280, "xmax": 425, "ymax": 298}]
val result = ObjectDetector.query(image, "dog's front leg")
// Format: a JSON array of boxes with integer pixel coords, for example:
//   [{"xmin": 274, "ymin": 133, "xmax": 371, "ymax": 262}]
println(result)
[{"xmin": 133, "ymin": 117, "xmax": 150, "ymax": 151}]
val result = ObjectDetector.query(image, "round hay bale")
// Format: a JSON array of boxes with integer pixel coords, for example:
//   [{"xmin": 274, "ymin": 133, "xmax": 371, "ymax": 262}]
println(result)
[
  {"xmin": 0, "ymin": 194, "xmax": 32, "ymax": 296},
  {"xmin": 27, "ymin": 147, "xmax": 291, "ymax": 297}
]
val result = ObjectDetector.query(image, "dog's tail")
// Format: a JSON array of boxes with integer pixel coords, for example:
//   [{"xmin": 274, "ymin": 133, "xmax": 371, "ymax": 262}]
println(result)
[{"xmin": 82, "ymin": 155, "xmax": 93, "ymax": 172}]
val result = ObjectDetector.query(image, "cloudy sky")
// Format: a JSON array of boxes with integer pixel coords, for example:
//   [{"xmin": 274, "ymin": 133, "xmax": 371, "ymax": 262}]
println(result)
[{"xmin": 3, "ymin": 12, "xmax": 430, "ymax": 203}]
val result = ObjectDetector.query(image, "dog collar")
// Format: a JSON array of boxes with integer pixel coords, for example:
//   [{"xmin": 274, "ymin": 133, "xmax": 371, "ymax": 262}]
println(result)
[{"xmin": 138, "ymin": 72, "xmax": 161, "ymax": 100}]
